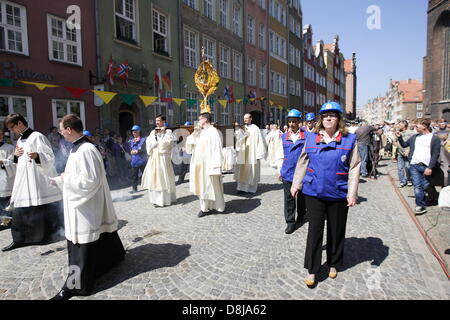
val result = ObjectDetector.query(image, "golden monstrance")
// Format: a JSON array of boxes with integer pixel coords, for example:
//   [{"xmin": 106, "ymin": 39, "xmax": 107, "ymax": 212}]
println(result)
[{"xmin": 194, "ymin": 47, "xmax": 220, "ymax": 114}]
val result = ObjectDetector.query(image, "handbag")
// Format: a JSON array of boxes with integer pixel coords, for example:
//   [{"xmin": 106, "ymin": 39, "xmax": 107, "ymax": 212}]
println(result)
[{"xmin": 121, "ymin": 145, "xmax": 132, "ymax": 161}]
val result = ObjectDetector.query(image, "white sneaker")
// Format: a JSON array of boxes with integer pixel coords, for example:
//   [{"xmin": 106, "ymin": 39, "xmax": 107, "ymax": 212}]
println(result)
[
  {"xmin": 414, "ymin": 206, "xmax": 427, "ymax": 215},
  {"xmin": 407, "ymin": 182, "xmax": 413, "ymax": 186}
]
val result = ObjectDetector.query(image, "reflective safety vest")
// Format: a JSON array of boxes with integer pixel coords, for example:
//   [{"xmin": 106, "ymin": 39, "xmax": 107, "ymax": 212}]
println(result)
[
  {"xmin": 302, "ymin": 132, "xmax": 356, "ymax": 201},
  {"xmin": 280, "ymin": 130, "xmax": 307, "ymax": 182}
]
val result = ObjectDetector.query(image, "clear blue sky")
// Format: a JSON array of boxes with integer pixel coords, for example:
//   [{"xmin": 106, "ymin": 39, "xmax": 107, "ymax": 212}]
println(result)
[{"xmin": 301, "ymin": 0, "xmax": 428, "ymax": 108}]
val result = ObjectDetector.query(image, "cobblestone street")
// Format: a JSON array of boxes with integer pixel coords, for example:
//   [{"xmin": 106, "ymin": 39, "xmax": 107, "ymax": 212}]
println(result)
[{"xmin": 0, "ymin": 160, "xmax": 449, "ymax": 300}]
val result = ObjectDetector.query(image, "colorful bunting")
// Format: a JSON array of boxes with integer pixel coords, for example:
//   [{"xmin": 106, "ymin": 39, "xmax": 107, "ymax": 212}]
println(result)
[
  {"xmin": 119, "ymin": 93, "xmax": 138, "ymax": 106},
  {"xmin": 186, "ymin": 99, "xmax": 197, "ymax": 107},
  {"xmin": 92, "ymin": 90, "xmax": 117, "ymax": 105},
  {"xmin": 173, "ymin": 98, "xmax": 186, "ymax": 106},
  {"xmin": 10, "ymin": 79, "xmax": 291, "ymax": 110},
  {"xmin": 64, "ymin": 87, "xmax": 88, "ymax": 99},
  {"xmin": 20, "ymin": 81, "xmax": 60, "ymax": 91},
  {"xmin": 218, "ymin": 100, "xmax": 228, "ymax": 108},
  {"xmin": 0, "ymin": 78, "xmax": 14, "ymax": 87},
  {"xmin": 140, "ymin": 95, "xmax": 158, "ymax": 107}
]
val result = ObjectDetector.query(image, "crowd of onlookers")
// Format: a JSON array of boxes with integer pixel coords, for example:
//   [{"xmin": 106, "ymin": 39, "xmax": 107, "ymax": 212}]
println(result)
[{"xmin": 353, "ymin": 118, "xmax": 450, "ymax": 214}]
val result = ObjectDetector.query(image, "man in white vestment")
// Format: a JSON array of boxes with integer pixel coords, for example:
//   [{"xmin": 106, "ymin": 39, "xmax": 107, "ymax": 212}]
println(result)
[
  {"xmin": 186, "ymin": 113, "xmax": 225, "ymax": 217},
  {"xmin": 2, "ymin": 114, "xmax": 63, "ymax": 252},
  {"xmin": 0, "ymin": 128, "xmax": 15, "ymax": 231},
  {"xmin": 265, "ymin": 124, "xmax": 283, "ymax": 169},
  {"xmin": 234, "ymin": 113, "xmax": 267, "ymax": 194},
  {"xmin": 141, "ymin": 114, "xmax": 176, "ymax": 207},
  {"xmin": 51, "ymin": 115, "xmax": 125, "ymax": 300}
]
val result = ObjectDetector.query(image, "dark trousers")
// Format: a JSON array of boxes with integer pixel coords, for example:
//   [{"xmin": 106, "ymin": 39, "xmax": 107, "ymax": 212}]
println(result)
[
  {"xmin": 304, "ymin": 195, "xmax": 349, "ymax": 274},
  {"xmin": 11, "ymin": 201, "xmax": 63, "ymax": 244},
  {"xmin": 178, "ymin": 163, "xmax": 190, "ymax": 182},
  {"xmin": 282, "ymin": 179, "xmax": 306, "ymax": 226},
  {"xmin": 63, "ymin": 231, "xmax": 125, "ymax": 296},
  {"xmin": 131, "ymin": 165, "xmax": 146, "ymax": 191}
]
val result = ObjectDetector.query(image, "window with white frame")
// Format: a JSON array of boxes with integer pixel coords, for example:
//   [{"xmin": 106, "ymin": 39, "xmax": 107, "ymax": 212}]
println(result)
[
  {"xmin": 184, "ymin": 28, "xmax": 198, "ymax": 68},
  {"xmin": 259, "ymin": 0, "xmax": 266, "ymax": 9},
  {"xmin": 416, "ymin": 112, "xmax": 423, "ymax": 118},
  {"xmin": 269, "ymin": 30, "xmax": 286, "ymax": 60},
  {"xmin": 289, "ymin": 78, "xmax": 295, "ymax": 95},
  {"xmin": 247, "ymin": 15, "xmax": 255, "ymax": 45},
  {"xmin": 289, "ymin": 15, "xmax": 294, "ymax": 33},
  {"xmin": 270, "ymin": 71, "xmax": 286, "ymax": 96},
  {"xmin": 232, "ymin": 6, "xmax": 241, "ymax": 37},
  {"xmin": 0, "ymin": 95, "xmax": 33, "ymax": 128},
  {"xmin": 219, "ymin": 0, "xmax": 228, "ymax": 29},
  {"xmin": 115, "ymin": 0, "xmax": 138, "ymax": 44},
  {"xmin": 295, "ymin": 48, "xmax": 301, "ymax": 67},
  {"xmin": 416, "ymin": 103, "xmax": 423, "ymax": 111},
  {"xmin": 296, "ymin": 81, "xmax": 301, "ymax": 97},
  {"xmin": 247, "ymin": 57, "xmax": 256, "ymax": 86},
  {"xmin": 0, "ymin": 0, "xmax": 28, "ymax": 55},
  {"xmin": 219, "ymin": 45, "xmax": 230, "ymax": 78},
  {"xmin": 233, "ymin": 101, "xmax": 242, "ymax": 123},
  {"xmin": 152, "ymin": 9, "xmax": 170, "ymax": 56},
  {"xmin": 52, "ymin": 99, "xmax": 85, "ymax": 127},
  {"xmin": 221, "ymin": 102, "xmax": 230, "ymax": 125},
  {"xmin": 258, "ymin": 23, "xmax": 265, "ymax": 50},
  {"xmin": 203, "ymin": 36, "xmax": 216, "ymax": 67},
  {"xmin": 183, "ymin": 0, "xmax": 196, "ymax": 10},
  {"xmin": 233, "ymin": 51, "xmax": 242, "ymax": 82},
  {"xmin": 289, "ymin": 44, "xmax": 295, "ymax": 65},
  {"xmin": 204, "ymin": 0, "xmax": 214, "ymax": 20},
  {"xmin": 259, "ymin": 63, "xmax": 266, "ymax": 89},
  {"xmin": 186, "ymin": 91, "xmax": 199, "ymax": 123},
  {"xmin": 47, "ymin": 14, "xmax": 82, "ymax": 65}
]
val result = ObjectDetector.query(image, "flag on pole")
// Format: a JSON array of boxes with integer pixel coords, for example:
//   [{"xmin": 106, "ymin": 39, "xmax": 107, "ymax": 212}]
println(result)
[
  {"xmin": 153, "ymin": 68, "xmax": 163, "ymax": 97},
  {"xmin": 116, "ymin": 60, "xmax": 130, "ymax": 87},
  {"xmin": 162, "ymin": 72, "xmax": 172, "ymax": 92},
  {"xmin": 106, "ymin": 56, "xmax": 114, "ymax": 86},
  {"xmin": 224, "ymin": 86, "xmax": 235, "ymax": 103}
]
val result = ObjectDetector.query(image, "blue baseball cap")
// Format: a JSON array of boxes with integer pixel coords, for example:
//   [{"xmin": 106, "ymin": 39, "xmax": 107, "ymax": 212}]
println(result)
[
  {"xmin": 131, "ymin": 125, "xmax": 141, "ymax": 131},
  {"xmin": 184, "ymin": 121, "xmax": 193, "ymax": 126},
  {"xmin": 83, "ymin": 130, "xmax": 93, "ymax": 137}
]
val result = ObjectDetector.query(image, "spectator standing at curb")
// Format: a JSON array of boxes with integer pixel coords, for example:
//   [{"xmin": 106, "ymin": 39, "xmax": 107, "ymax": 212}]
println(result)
[
  {"xmin": 395, "ymin": 120, "xmax": 415, "ymax": 188},
  {"xmin": 397, "ymin": 119, "xmax": 441, "ymax": 215}
]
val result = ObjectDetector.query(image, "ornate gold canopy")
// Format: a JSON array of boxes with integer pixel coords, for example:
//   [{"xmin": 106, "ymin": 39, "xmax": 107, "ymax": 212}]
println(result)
[{"xmin": 194, "ymin": 47, "xmax": 220, "ymax": 114}]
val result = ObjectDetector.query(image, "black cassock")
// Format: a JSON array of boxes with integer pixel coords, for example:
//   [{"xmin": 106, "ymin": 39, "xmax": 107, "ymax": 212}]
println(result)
[
  {"xmin": 60, "ymin": 137, "xmax": 125, "ymax": 296},
  {"xmin": 63, "ymin": 231, "xmax": 125, "ymax": 295}
]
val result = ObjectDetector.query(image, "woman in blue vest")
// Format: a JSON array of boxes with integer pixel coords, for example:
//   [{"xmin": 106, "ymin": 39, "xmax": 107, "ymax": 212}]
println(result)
[{"xmin": 291, "ymin": 102, "xmax": 361, "ymax": 287}]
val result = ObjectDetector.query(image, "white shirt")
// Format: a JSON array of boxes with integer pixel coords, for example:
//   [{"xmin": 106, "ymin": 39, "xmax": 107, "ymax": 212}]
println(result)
[{"xmin": 411, "ymin": 133, "xmax": 433, "ymax": 166}]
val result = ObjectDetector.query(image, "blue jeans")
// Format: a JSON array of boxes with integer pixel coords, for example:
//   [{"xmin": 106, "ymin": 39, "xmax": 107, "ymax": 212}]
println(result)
[
  {"xmin": 409, "ymin": 164, "xmax": 432, "ymax": 207},
  {"xmin": 397, "ymin": 154, "xmax": 410, "ymax": 185},
  {"xmin": 358, "ymin": 143, "xmax": 369, "ymax": 176}
]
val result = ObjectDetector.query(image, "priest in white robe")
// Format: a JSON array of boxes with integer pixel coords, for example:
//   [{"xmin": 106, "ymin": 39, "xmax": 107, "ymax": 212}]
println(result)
[
  {"xmin": 234, "ymin": 113, "xmax": 267, "ymax": 194},
  {"xmin": 0, "ymin": 128, "xmax": 15, "ymax": 230},
  {"xmin": 265, "ymin": 124, "xmax": 283, "ymax": 169},
  {"xmin": 141, "ymin": 114, "xmax": 176, "ymax": 207},
  {"xmin": 186, "ymin": 113, "xmax": 225, "ymax": 217},
  {"xmin": 2, "ymin": 114, "xmax": 63, "ymax": 252},
  {"xmin": 50, "ymin": 114, "xmax": 125, "ymax": 300}
]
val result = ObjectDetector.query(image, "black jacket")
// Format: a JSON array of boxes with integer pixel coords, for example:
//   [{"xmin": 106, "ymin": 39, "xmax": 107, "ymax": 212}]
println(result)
[{"xmin": 398, "ymin": 133, "xmax": 441, "ymax": 169}]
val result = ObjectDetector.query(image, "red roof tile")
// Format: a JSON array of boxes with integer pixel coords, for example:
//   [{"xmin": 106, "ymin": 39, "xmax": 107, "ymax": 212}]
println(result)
[{"xmin": 395, "ymin": 80, "xmax": 423, "ymax": 102}]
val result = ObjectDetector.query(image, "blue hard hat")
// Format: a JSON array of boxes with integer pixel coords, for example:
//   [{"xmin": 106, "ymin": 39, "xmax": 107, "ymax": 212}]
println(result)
[
  {"xmin": 319, "ymin": 101, "xmax": 343, "ymax": 114},
  {"xmin": 131, "ymin": 125, "xmax": 141, "ymax": 131},
  {"xmin": 287, "ymin": 109, "xmax": 301, "ymax": 118},
  {"xmin": 184, "ymin": 121, "xmax": 193, "ymax": 126},
  {"xmin": 83, "ymin": 130, "xmax": 93, "ymax": 137},
  {"xmin": 305, "ymin": 112, "xmax": 315, "ymax": 121}
]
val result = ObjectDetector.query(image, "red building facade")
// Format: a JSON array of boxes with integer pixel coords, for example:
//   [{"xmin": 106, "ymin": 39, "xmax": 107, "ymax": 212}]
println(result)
[{"xmin": 0, "ymin": 0, "xmax": 98, "ymax": 133}]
